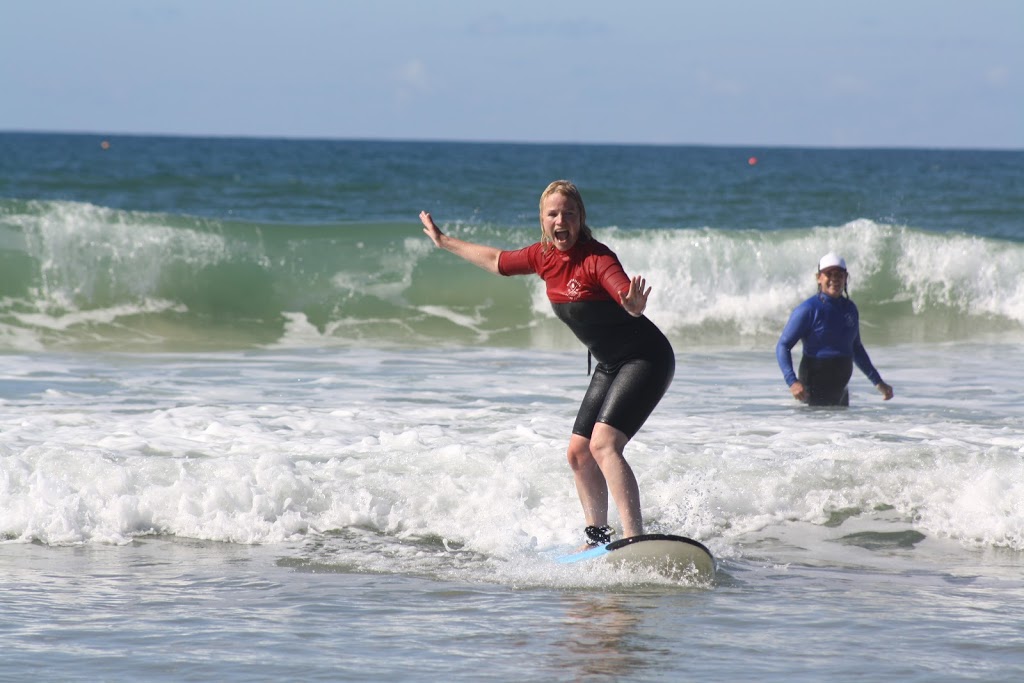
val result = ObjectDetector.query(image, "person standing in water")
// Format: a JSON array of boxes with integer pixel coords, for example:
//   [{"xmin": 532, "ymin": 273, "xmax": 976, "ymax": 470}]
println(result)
[
  {"xmin": 776, "ymin": 252, "xmax": 894, "ymax": 406},
  {"xmin": 419, "ymin": 180, "xmax": 675, "ymax": 547}
]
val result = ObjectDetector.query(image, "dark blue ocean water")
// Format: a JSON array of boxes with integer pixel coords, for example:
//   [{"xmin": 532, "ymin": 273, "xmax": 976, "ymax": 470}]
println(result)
[{"xmin": 3, "ymin": 132, "xmax": 1022, "ymax": 235}]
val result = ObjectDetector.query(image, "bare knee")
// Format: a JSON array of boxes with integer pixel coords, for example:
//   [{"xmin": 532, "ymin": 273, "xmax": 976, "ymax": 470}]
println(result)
[
  {"xmin": 588, "ymin": 439, "xmax": 617, "ymax": 468},
  {"xmin": 566, "ymin": 436, "xmax": 594, "ymax": 472},
  {"xmin": 589, "ymin": 424, "xmax": 628, "ymax": 467}
]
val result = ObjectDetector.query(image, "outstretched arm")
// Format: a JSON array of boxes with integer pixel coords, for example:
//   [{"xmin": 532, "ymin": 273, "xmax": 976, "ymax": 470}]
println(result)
[{"xmin": 420, "ymin": 211, "xmax": 502, "ymax": 274}]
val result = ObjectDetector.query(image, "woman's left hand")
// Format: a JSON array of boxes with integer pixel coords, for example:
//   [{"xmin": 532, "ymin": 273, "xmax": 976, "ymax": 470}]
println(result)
[
  {"xmin": 620, "ymin": 275, "xmax": 651, "ymax": 317},
  {"xmin": 876, "ymin": 382, "xmax": 894, "ymax": 400}
]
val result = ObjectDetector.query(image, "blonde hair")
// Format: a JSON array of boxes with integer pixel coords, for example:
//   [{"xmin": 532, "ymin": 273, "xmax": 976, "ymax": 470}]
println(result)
[{"xmin": 538, "ymin": 180, "xmax": 593, "ymax": 250}]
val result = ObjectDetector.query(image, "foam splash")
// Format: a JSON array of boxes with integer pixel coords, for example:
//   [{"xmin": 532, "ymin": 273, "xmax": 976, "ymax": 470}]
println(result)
[{"xmin": 2, "ymin": 345, "xmax": 1022, "ymax": 565}]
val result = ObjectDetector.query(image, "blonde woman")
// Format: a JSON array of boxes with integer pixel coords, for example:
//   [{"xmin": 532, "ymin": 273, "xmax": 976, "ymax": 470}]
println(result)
[{"xmin": 419, "ymin": 180, "xmax": 674, "ymax": 546}]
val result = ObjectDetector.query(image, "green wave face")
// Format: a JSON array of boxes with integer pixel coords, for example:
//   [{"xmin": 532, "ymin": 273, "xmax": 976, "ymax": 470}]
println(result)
[{"xmin": 2, "ymin": 199, "xmax": 1023, "ymax": 351}]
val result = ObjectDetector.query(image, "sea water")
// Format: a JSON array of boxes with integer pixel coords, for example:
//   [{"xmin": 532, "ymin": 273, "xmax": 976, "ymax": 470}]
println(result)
[{"xmin": 1, "ymin": 133, "xmax": 1023, "ymax": 681}]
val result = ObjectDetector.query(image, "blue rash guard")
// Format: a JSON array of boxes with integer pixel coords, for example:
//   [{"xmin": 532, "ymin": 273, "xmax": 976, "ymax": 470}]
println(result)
[{"xmin": 776, "ymin": 293, "xmax": 883, "ymax": 403}]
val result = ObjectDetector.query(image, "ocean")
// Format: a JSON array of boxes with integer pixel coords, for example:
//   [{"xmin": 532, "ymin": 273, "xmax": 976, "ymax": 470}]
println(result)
[{"xmin": 1, "ymin": 132, "xmax": 1023, "ymax": 681}]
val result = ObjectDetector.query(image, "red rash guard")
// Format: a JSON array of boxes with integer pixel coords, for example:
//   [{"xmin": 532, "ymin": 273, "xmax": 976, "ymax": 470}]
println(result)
[
  {"xmin": 497, "ymin": 239, "xmax": 630, "ymax": 304},
  {"xmin": 498, "ymin": 239, "xmax": 671, "ymax": 369},
  {"xmin": 498, "ymin": 237, "xmax": 675, "ymax": 439}
]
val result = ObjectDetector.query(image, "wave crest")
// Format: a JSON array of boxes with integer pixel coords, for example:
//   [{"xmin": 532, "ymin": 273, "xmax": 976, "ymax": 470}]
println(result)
[{"xmin": 2, "ymin": 200, "xmax": 1022, "ymax": 351}]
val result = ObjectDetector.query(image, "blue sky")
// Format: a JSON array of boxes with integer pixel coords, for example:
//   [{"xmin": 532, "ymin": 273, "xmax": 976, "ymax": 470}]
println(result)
[{"xmin": 2, "ymin": 0, "xmax": 1021, "ymax": 148}]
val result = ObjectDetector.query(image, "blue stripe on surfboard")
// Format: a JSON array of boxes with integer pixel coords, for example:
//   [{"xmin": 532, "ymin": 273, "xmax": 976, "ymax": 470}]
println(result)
[{"xmin": 556, "ymin": 544, "xmax": 610, "ymax": 564}]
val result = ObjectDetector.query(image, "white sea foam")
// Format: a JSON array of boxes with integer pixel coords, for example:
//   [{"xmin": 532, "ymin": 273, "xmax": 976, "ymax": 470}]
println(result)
[
  {"xmin": 2, "ymin": 341, "xmax": 1022, "ymax": 587},
  {"xmin": 594, "ymin": 220, "xmax": 1024, "ymax": 335}
]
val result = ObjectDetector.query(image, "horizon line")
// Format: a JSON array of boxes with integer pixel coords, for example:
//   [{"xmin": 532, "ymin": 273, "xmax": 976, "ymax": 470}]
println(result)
[{"xmin": 1, "ymin": 128, "xmax": 1021, "ymax": 153}]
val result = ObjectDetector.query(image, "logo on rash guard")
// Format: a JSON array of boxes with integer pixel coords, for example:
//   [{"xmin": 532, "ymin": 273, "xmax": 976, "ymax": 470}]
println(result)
[{"xmin": 566, "ymin": 278, "xmax": 582, "ymax": 300}]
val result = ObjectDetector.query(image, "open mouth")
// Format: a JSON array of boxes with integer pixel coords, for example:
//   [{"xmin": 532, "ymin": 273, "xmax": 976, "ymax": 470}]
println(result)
[{"xmin": 553, "ymin": 228, "xmax": 570, "ymax": 242}]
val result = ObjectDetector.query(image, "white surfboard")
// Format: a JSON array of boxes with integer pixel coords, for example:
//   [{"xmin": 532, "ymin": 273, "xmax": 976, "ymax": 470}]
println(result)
[{"xmin": 556, "ymin": 533, "xmax": 715, "ymax": 579}]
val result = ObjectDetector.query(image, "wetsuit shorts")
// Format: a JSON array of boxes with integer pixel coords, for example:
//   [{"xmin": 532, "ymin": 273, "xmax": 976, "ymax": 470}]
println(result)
[
  {"xmin": 799, "ymin": 355, "xmax": 853, "ymax": 407},
  {"xmin": 572, "ymin": 348, "xmax": 676, "ymax": 440}
]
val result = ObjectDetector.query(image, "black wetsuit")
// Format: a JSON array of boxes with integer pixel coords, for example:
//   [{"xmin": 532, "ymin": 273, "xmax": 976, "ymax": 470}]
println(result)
[
  {"xmin": 554, "ymin": 300, "xmax": 675, "ymax": 438},
  {"xmin": 499, "ymin": 239, "xmax": 675, "ymax": 439}
]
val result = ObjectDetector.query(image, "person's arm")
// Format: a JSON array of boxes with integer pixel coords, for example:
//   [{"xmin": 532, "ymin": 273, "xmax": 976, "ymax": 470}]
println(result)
[
  {"xmin": 852, "ymin": 333, "xmax": 894, "ymax": 400},
  {"xmin": 776, "ymin": 304, "xmax": 809, "ymax": 400},
  {"xmin": 593, "ymin": 250, "xmax": 649, "ymax": 317},
  {"xmin": 420, "ymin": 211, "xmax": 502, "ymax": 274}
]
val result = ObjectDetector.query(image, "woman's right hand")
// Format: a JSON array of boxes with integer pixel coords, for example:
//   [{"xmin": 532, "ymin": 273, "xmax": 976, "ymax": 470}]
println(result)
[
  {"xmin": 789, "ymin": 380, "xmax": 808, "ymax": 402},
  {"xmin": 417, "ymin": 211, "xmax": 502, "ymax": 274},
  {"xmin": 420, "ymin": 211, "xmax": 445, "ymax": 248}
]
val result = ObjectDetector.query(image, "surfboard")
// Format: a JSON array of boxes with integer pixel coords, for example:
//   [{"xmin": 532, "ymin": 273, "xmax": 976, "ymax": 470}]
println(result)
[{"xmin": 556, "ymin": 533, "xmax": 715, "ymax": 579}]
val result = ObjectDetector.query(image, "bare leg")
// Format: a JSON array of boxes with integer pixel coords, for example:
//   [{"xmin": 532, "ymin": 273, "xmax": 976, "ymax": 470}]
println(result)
[
  {"xmin": 566, "ymin": 433, "xmax": 608, "ymax": 527},
  {"xmin": 589, "ymin": 422, "xmax": 642, "ymax": 538}
]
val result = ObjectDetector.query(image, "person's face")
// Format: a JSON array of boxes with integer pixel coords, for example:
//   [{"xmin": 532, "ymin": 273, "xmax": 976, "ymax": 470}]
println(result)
[
  {"xmin": 541, "ymin": 192, "xmax": 581, "ymax": 251},
  {"xmin": 818, "ymin": 267, "xmax": 847, "ymax": 298}
]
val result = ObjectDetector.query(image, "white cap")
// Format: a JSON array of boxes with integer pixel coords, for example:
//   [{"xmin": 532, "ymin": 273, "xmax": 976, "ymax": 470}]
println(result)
[{"xmin": 818, "ymin": 252, "xmax": 847, "ymax": 272}]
